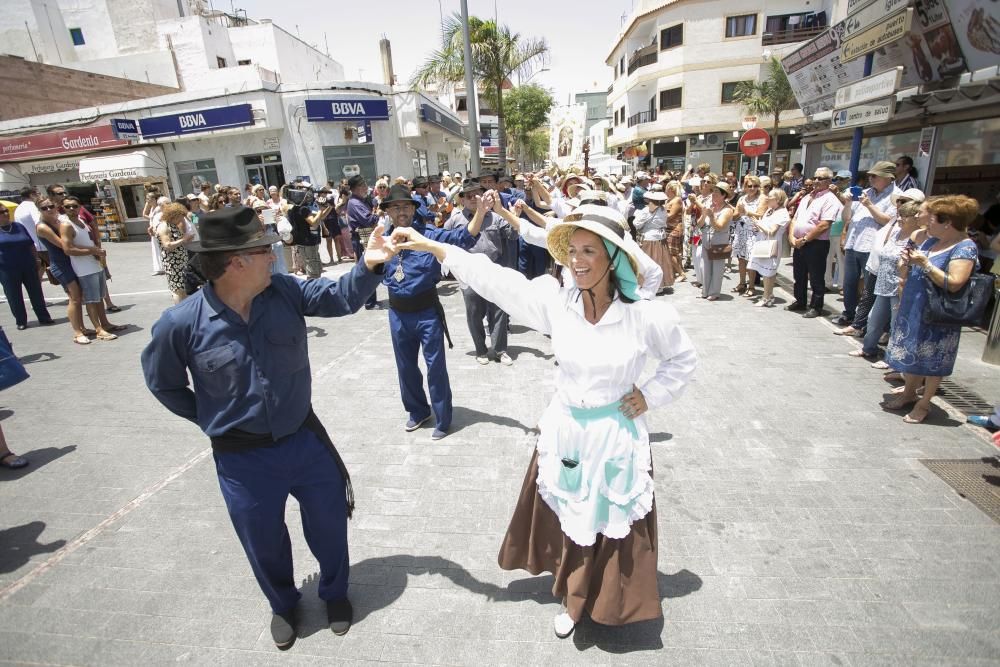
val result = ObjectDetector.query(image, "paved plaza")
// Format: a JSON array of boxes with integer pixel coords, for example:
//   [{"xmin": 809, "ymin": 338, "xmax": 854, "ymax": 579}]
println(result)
[{"xmin": 1, "ymin": 242, "xmax": 998, "ymax": 666}]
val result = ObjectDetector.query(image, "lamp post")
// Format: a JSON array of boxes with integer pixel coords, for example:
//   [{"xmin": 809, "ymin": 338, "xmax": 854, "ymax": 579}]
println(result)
[{"xmin": 460, "ymin": 0, "xmax": 481, "ymax": 175}]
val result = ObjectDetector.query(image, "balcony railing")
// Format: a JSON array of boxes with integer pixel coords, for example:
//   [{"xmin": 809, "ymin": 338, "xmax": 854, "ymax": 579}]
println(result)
[
  {"xmin": 627, "ymin": 110, "xmax": 656, "ymax": 127},
  {"xmin": 627, "ymin": 43, "xmax": 658, "ymax": 75},
  {"xmin": 762, "ymin": 24, "xmax": 826, "ymax": 46}
]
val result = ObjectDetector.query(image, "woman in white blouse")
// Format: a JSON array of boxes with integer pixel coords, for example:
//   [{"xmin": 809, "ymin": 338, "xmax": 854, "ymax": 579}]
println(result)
[
  {"xmin": 389, "ymin": 204, "xmax": 697, "ymax": 639},
  {"xmin": 632, "ymin": 190, "xmax": 673, "ymax": 294},
  {"xmin": 747, "ymin": 189, "xmax": 791, "ymax": 307}
]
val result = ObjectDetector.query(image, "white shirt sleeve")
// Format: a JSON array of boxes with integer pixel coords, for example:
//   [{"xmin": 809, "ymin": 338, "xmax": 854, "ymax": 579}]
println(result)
[
  {"xmin": 637, "ymin": 301, "xmax": 698, "ymax": 410},
  {"xmin": 443, "ymin": 245, "xmax": 558, "ymax": 335},
  {"xmin": 518, "ymin": 218, "xmax": 550, "ymax": 249}
]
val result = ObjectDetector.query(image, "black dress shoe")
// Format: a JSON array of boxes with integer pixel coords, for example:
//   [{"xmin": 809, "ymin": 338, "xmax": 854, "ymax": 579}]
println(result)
[
  {"xmin": 270, "ymin": 611, "xmax": 297, "ymax": 650},
  {"xmin": 802, "ymin": 308, "xmax": 823, "ymax": 318},
  {"xmin": 784, "ymin": 303, "xmax": 807, "ymax": 312},
  {"xmin": 830, "ymin": 315, "xmax": 851, "ymax": 326},
  {"xmin": 327, "ymin": 598, "xmax": 353, "ymax": 636},
  {"xmin": 39, "ymin": 319, "xmax": 56, "ymax": 326},
  {"xmin": 16, "ymin": 324, "xmax": 27, "ymax": 330}
]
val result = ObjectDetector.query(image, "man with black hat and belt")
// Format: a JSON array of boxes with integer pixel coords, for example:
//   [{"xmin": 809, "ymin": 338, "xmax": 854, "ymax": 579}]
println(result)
[
  {"xmin": 410, "ymin": 176, "xmax": 437, "ymax": 225},
  {"xmin": 140, "ymin": 205, "xmax": 396, "ymax": 649},
  {"xmin": 380, "ymin": 183, "xmax": 483, "ymax": 440}
]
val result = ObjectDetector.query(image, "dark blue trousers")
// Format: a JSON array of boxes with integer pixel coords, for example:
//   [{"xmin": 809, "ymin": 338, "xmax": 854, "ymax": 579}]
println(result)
[
  {"xmin": 518, "ymin": 237, "xmax": 548, "ymax": 279},
  {"xmin": 388, "ymin": 306, "xmax": 452, "ymax": 431},
  {"xmin": 0, "ymin": 263, "xmax": 51, "ymax": 327},
  {"xmin": 213, "ymin": 427, "xmax": 348, "ymax": 614},
  {"xmin": 352, "ymin": 239, "xmax": 378, "ymax": 308}
]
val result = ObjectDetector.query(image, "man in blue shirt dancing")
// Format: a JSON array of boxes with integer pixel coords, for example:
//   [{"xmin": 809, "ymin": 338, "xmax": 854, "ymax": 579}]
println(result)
[
  {"xmin": 140, "ymin": 206, "xmax": 396, "ymax": 649},
  {"xmin": 380, "ymin": 184, "xmax": 483, "ymax": 441}
]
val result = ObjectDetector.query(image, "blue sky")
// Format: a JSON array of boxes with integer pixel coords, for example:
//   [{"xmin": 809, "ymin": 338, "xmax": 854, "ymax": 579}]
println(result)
[{"xmin": 236, "ymin": 0, "xmax": 633, "ymax": 103}]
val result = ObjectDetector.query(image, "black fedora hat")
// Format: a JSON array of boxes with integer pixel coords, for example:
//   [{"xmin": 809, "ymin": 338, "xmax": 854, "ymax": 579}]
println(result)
[
  {"xmin": 188, "ymin": 205, "xmax": 279, "ymax": 253},
  {"xmin": 378, "ymin": 184, "xmax": 418, "ymax": 210},
  {"xmin": 460, "ymin": 178, "xmax": 485, "ymax": 195},
  {"xmin": 411, "ymin": 176, "xmax": 429, "ymax": 188}
]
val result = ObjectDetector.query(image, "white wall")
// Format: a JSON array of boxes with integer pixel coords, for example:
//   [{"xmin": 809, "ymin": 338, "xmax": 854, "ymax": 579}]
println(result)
[
  {"xmin": 228, "ymin": 22, "xmax": 344, "ymax": 84},
  {"xmin": 156, "ymin": 15, "xmax": 238, "ymax": 90},
  {"xmin": 56, "ymin": 0, "xmax": 119, "ymax": 60},
  {"xmin": 0, "ymin": 0, "xmax": 75, "ymax": 65},
  {"xmin": 61, "ymin": 51, "xmax": 179, "ymax": 88}
]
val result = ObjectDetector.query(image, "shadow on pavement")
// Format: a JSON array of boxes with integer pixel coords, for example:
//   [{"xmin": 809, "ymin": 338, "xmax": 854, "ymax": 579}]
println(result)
[
  {"xmin": 505, "ymin": 345, "xmax": 554, "ymax": 361},
  {"xmin": 20, "ymin": 352, "xmax": 60, "ymax": 365},
  {"xmin": 437, "ymin": 283, "xmax": 460, "ymax": 298},
  {"xmin": 0, "ymin": 445, "xmax": 76, "ymax": 480},
  {"xmin": 450, "ymin": 405, "xmax": 532, "ymax": 435},
  {"xmin": 305, "ymin": 325, "xmax": 327, "ymax": 338},
  {"xmin": 649, "ymin": 432, "xmax": 673, "ymax": 443},
  {"xmin": 0, "ymin": 521, "xmax": 66, "ymax": 574}
]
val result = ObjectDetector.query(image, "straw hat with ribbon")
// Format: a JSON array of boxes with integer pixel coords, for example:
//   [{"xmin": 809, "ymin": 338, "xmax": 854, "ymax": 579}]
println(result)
[{"xmin": 546, "ymin": 204, "xmax": 644, "ymax": 299}]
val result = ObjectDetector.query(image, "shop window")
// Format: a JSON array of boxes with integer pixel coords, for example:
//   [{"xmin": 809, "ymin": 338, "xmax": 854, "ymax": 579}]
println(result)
[
  {"xmin": 726, "ymin": 14, "xmax": 757, "ymax": 38},
  {"xmin": 242, "ymin": 153, "xmax": 285, "ymax": 190},
  {"xmin": 324, "ymin": 145, "xmax": 377, "ymax": 185},
  {"xmin": 660, "ymin": 24, "xmax": 683, "ymax": 50},
  {"xmin": 175, "ymin": 159, "xmax": 219, "ymax": 195},
  {"xmin": 659, "ymin": 88, "xmax": 682, "ymax": 111},
  {"xmin": 721, "ymin": 81, "xmax": 750, "ymax": 104},
  {"xmin": 216, "ymin": 56, "xmax": 228, "ymax": 68},
  {"xmin": 437, "ymin": 152, "xmax": 449, "ymax": 174},
  {"xmin": 69, "ymin": 28, "xmax": 85, "ymax": 46},
  {"xmin": 237, "ymin": 59, "xmax": 251, "ymax": 66}
]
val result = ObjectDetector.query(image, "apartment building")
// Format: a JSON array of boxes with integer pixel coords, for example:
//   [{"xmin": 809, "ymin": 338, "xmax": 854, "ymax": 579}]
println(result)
[{"xmin": 605, "ymin": 0, "xmax": 829, "ymax": 177}]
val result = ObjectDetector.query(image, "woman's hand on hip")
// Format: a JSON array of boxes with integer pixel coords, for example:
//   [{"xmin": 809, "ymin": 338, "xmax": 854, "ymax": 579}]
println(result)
[{"xmin": 619, "ymin": 385, "xmax": 648, "ymax": 420}]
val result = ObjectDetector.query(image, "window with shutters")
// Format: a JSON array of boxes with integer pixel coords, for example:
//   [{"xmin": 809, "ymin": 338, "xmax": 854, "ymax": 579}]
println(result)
[{"xmin": 659, "ymin": 88, "xmax": 682, "ymax": 110}]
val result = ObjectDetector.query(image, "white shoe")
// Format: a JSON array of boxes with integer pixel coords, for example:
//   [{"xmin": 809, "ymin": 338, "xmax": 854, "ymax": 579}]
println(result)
[
  {"xmin": 499, "ymin": 352, "xmax": 513, "ymax": 366},
  {"xmin": 553, "ymin": 611, "xmax": 576, "ymax": 638},
  {"xmin": 476, "ymin": 355, "xmax": 490, "ymax": 365}
]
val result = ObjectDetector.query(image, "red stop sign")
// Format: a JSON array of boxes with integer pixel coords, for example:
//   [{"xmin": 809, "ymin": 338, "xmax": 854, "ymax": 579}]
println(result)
[{"xmin": 740, "ymin": 128, "xmax": 771, "ymax": 157}]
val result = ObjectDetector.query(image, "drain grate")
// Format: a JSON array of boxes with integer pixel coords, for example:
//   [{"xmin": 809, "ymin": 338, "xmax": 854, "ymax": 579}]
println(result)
[
  {"xmin": 937, "ymin": 380, "xmax": 995, "ymax": 416},
  {"xmin": 921, "ymin": 458, "xmax": 1000, "ymax": 524}
]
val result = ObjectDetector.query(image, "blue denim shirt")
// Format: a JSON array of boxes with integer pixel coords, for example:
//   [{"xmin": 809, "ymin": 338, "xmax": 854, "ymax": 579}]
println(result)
[
  {"xmin": 382, "ymin": 220, "xmax": 475, "ymax": 298},
  {"xmin": 141, "ymin": 264, "xmax": 382, "ymax": 439}
]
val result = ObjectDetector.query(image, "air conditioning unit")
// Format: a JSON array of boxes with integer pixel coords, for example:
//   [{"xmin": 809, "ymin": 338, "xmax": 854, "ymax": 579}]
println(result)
[{"xmin": 688, "ymin": 133, "xmax": 725, "ymax": 150}]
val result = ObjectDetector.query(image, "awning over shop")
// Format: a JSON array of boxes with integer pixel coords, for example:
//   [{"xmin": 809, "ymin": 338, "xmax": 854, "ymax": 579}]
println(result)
[
  {"xmin": 0, "ymin": 164, "xmax": 29, "ymax": 197},
  {"xmin": 77, "ymin": 148, "xmax": 167, "ymax": 182}
]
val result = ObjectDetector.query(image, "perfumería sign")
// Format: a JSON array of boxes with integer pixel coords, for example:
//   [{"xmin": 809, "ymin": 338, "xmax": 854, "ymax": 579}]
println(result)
[
  {"xmin": 0, "ymin": 126, "xmax": 128, "ymax": 161},
  {"xmin": 831, "ymin": 97, "xmax": 895, "ymax": 129},
  {"xmin": 840, "ymin": 9, "xmax": 914, "ymax": 62},
  {"xmin": 834, "ymin": 67, "xmax": 903, "ymax": 108},
  {"xmin": 305, "ymin": 99, "xmax": 390, "ymax": 121},
  {"xmin": 138, "ymin": 104, "xmax": 255, "ymax": 138}
]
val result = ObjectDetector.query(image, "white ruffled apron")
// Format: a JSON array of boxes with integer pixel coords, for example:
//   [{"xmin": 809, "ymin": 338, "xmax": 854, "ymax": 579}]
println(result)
[{"xmin": 535, "ymin": 398, "xmax": 655, "ymax": 547}]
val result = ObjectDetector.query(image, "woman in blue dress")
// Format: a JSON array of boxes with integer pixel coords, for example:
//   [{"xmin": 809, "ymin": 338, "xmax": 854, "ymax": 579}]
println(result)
[{"xmin": 883, "ymin": 195, "xmax": 979, "ymax": 424}]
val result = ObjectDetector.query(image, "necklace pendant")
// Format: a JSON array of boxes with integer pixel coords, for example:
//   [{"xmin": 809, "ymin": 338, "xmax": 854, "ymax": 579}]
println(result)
[{"xmin": 394, "ymin": 264, "xmax": 405, "ymax": 282}]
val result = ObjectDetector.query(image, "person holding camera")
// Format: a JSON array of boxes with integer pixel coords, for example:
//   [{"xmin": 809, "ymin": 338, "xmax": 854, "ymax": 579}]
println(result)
[
  {"xmin": 287, "ymin": 188, "xmax": 331, "ymax": 280},
  {"xmin": 142, "ymin": 205, "xmax": 398, "ymax": 648}
]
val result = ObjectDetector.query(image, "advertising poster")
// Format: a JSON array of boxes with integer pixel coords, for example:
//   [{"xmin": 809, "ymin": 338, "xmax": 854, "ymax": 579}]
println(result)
[
  {"xmin": 943, "ymin": 0, "xmax": 1000, "ymax": 72},
  {"xmin": 548, "ymin": 104, "xmax": 587, "ymax": 168}
]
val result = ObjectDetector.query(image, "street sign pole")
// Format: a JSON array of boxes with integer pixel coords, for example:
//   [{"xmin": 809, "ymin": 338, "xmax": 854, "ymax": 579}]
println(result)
[
  {"xmin": 460, "ymin": 0, "xmax": 481, "ymax": 176},
  {"xmin": 848, "ymin": 53, "xmax": 874, "ymax": 185}
]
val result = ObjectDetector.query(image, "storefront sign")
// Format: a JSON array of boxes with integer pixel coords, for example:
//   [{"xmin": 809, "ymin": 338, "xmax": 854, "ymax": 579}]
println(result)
[
  {"xmin": 22, "ymin": 157, "xmax": 83, "ymax": 175},
  {"xmin": 263, "ymin": 136, "xmax": 280, "ymax": 150},
  {"xmin": 138, "ymin": 104, "xmax": 255, "ymax": 138},
  {"xmin": 420, "ymin": 104, "xmax": 465, "ymax": 139},
  {"xmin": 305, "ymin": 99, "xmax": 389, "ymax": 122},
  {"xmin": 831, "ymin": 98, "xmax": 895, "ymax": 129},
  {"xmin": 110, "ymin": 119, "xmax": 140, "ymax": 140},
  {"xmin": 739, "ymin": 128, "xmax": 771, "ymax": 157},
  {"xmin": 840, "ymin": 9, "xmax": 913, "ymax": 62},
  {"xmin": 835, "ymin": 67, "xmax": 903, "ymax": 108},
  {"xmin": 841, "ymin": 0, "xmax": 911, "ymax": 41},
  {"xmin": 782, "ymin": 30, "xmax": 868, "ymax": 117},
  {"xmin": 0, "ymin": 126, "xmax": 128, "ymax": 162}
]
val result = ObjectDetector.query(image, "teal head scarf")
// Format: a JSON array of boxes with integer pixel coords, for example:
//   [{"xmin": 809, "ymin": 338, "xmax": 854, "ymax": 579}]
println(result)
[{"xmin": 601, "ymin": 239, "xmax": 640, "ymax": 301}]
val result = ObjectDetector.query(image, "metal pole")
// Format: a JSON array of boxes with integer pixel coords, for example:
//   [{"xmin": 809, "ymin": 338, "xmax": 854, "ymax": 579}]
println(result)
[
  {"xmin": 847, "ymin": 53, "xmax": 874, "ymax": 184},
  {"xmin": 460, "ymin": 0, "xmax": 481, "ymax": 175}
]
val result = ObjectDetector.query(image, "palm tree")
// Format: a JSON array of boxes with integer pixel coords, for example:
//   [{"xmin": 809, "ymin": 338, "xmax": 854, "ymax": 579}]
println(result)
[
  {"xmin": 732, "ymin": 57, "xmax": 798, "ymax": 167},
  {"xmin": 411, "ymin": 13, "xmax": 548, "ymax": 168}
]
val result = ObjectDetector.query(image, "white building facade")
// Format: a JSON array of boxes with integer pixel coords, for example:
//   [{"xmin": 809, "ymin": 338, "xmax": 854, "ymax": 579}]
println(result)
[{"xmin": 606, "ymin": 0, "xmax": 829, "ymax": 177}]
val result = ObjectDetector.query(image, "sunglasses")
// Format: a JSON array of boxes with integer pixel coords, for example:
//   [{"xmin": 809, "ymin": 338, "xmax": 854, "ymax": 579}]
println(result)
[
  {"xmin": 39, "ymin": 205, "xmax": 57, "ymax": 211},
  {"xmin": 64, "ymin": 204, "xmax": 80, "ymax": 209},
  {"xmin": 52, "ymin": 192, "xmax": 66, "ymax": 197}
]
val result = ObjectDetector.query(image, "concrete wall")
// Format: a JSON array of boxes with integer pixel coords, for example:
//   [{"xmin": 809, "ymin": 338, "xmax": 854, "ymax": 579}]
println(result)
[
  {"xmin": 156, "ymin": 15, "xmax": 237, "ymax": 88},
  {"xmin": 0, "ymin": 0, "xmax": 76, "ymax": 66},
  {"xmin": 0, "ymin": 55, "xmax": 177, "ymax": 121},
  {"xmin": 56, "ymin": 0, "xmax": 119, "ymax": 60},
  {"xmin": 228, "ymin": 22, "xmax": 344, "ymax": 84},
  {"xmin": 61, "ymin": 51, "xmax": 179, "ymax": 88}
]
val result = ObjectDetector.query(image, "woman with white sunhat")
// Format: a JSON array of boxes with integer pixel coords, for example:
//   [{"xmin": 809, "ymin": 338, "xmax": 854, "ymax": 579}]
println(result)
[
  {"xmin": 633, "ymin": 189, "xmax": 674, "ymax": 294},
  {"xmin": 389, "ymin": 204, "xmax": 696, "ymax": 638}
]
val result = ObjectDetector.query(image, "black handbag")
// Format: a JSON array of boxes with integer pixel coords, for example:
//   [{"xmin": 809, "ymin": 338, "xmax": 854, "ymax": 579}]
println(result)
[{"xmin": 923, "ymin": 271, "xmax": 994, "ymax": 327}]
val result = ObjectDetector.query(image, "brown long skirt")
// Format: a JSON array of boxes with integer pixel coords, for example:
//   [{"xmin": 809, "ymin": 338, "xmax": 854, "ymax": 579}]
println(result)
[
  {"xmin": 640, "ymin": 239, "xmax": 675, "ymax": 289},
  {"xmin": 497, "ymin": 450, "xmax": 661, "ymax": 626}
]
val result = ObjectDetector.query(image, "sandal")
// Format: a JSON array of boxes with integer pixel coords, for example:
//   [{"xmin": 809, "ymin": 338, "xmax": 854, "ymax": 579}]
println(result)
[
  {"xmin": 871, "ymin": 360, "xmax": 890, "ymax": 370},
  {"xmin": 743, "ymin": 290, "xmax": 756, "ymax": 298},
  {"xmin": 705, "ymin": 295, "xmax": 719, "ymax": 302},
  {"xmin": 95, "ymin": 332, "xmax": 118, "ymax": 341},
  {"xmin": 849, "ymin": 350, "xmax": 874, "ymax": 358},
  {"xmin": 0, "ymin": 453, "xmax": 29, "ymax": 469},
  {"xmin": 730, "ymin": 283, "xmax": 747, "ymax": 293},
  {"xmin": 903, "ymin": 406, "xmax": 929, "ymax": 424},
  {"xmin": 72, "ymin": 334, "xmax": 91, "ymax": 345}
]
